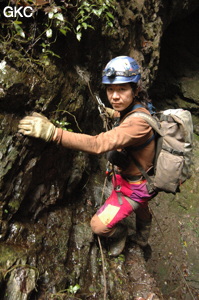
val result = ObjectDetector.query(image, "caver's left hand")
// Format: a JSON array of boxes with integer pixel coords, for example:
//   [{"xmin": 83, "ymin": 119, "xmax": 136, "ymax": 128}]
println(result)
[{"xmin": 105, "ymin": 107, "xmax": 115, "ymax": 118}]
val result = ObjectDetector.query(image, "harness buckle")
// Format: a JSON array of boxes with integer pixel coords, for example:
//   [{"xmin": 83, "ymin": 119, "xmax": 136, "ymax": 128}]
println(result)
[{"xmin": 115, "ymin": 185, "xmax": 121, "ymax": 191}]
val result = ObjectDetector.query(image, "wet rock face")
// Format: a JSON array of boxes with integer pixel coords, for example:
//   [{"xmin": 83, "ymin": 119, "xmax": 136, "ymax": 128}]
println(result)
[{"xmin": 0, "ymin": 0, "xmax": 199, "ymax": 299}]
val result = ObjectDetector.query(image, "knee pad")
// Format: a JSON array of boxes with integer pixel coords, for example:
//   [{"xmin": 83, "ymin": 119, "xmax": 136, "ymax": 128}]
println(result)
[{"xmin": 90, "ymin": 214, "xmax": 114, "ymax": 237}]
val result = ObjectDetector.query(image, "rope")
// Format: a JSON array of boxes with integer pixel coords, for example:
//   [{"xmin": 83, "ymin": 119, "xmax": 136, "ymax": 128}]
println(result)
[
  {"xmin": 87, "ymin": 81, "xmax": 112, "ymax": 131},
  {"xmin": 85, "ymin": 75, "xmax": 111, "ymax": 300},
  {"xmin": 97, "ymin": 236, "xmax": 107, "ymax": 300},
  {"xmin": 97, "ymin": 174, "xmax": 110, "ymax": 300}
]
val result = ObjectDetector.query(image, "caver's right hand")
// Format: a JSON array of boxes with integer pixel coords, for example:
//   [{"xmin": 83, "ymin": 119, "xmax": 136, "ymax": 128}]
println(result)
[{"xmin": 18, "ymin": 112, "xmax": 56, "ymax": 142}]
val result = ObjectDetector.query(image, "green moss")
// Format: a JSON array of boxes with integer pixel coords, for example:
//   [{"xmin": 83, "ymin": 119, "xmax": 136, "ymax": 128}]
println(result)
[
  {"xmin": 181, "ymin": 77, "xmax": 199, "ymax": 104},
  {"xmin": 174, "ymin": 96, "xmax": 199, "ymax": 110},
  {"xmin": 193, "ymin": 132, "xmax": 199, "ymax": 141},
  {"xmin": 0, "ymin": 244, "xmax": 24, "ymax": 268},
  {"xmin": 8, "ymin": 199, "xmax": 21, "ymax": 213}
]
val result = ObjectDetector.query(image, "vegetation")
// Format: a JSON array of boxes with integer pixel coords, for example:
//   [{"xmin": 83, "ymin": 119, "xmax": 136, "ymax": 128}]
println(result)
[
  {"xmin": 49, "ymin": 284, "xmax": 81, "ymax": 299},
  {"xmin": 0, "ymin": 0, "xmax": 116, "ymax": 63}
]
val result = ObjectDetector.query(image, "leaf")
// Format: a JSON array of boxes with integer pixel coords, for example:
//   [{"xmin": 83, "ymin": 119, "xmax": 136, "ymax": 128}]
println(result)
[
  {"xmin": 54, "ymin": 13, "xmax": 64, "ymax": 21},
  {"xmin": 13, "ymin": 20, "xmax": 22, "ymax": 25},
  {"xmin": 46, "ymin": 28, "xmax": 52, "ymax": 38},
  {"xmin": 93, "ymin": 9, "xmax": 103, "ymax": 17},
  {"xmin": 13, "ymin": 23, "xmax": 25, "ymax": 38},
  {"xmin": 19, "ymin": 31, "xmax": 25, "ymax": 38},
  {"xmin": 82, "ymin": 1, "xmax": 89, "ymax": 7},
  {"xmin": 107, "ymin": 21, "xmax": 113, "ymax": 28},
  {"xmin": 48, "ymin": 12, "xmax": 54, "ymax": 19},
  {"xmin": 106, "ymin": 12, "xmax": 114, "ymax": 19},
  {"xmin": 97, "ymin": 8, "xmax": 104, "ymax": 16},
  {"xmin": 59, "ymin": 28, "xmax": 67, "ymax": 35},
  {"xmin": 45, "ymin": 49, "xmax": 61, "ymax": 58},
  {"xmin": 72, "ymin": 284, "xmax": 80, "ymax": 294},
  {"xmin": 87, "ymin": 24, "xmax": 94, "ymax": 29},
  {"xmin": 76, "ymin": 24, "xmax": 81, "ymax": 32},
  {"xmin": 82, "ymin": 22, "xmax": 88, "ymax": 29},
  {"xmin": 76, "ymin": 32, "xmax": 82, "ymax": 41},
  {"xmin": 41, "ymin": 43, "xmax": 47, "ymax": 48}
]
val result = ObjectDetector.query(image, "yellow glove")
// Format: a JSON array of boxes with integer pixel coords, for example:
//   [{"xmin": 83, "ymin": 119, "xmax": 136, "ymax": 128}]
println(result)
[
  {"xmin": 105, "ymin": 107, "xmax": 115, "ymax": 119},
  {"xmin": 18, "ymin": 112, "xmax": 56, "ymax": 142}
]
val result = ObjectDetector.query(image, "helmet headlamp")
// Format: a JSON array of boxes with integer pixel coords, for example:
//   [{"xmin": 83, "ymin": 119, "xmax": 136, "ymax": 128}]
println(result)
[
  {"xmin": 105, "ymin": 67, "xmax": 116, "ymax": 78},
  {"xmin": 102, "ymin": 56, "xmax": 141, "ymax": 84}
]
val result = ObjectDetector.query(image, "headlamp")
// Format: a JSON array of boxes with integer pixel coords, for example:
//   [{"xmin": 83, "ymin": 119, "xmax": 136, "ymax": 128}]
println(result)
[{"xmin": 105, "ymin": 67, "xmax": 116, "ymax": 77}]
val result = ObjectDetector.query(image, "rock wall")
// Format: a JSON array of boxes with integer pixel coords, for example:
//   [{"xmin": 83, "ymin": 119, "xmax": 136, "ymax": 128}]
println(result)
[{"xmin": 0, "ymin": 0, "xmax": 199, "ymax": 299}]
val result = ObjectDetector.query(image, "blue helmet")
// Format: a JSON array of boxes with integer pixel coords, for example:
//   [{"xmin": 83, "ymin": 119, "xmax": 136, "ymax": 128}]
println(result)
[{"xmin": 102, "ymin": 56, "xmax": 141, "ymax": 84}]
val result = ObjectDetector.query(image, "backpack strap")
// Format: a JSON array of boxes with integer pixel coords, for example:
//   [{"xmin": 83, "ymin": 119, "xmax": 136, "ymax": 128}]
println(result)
[
  {"xmin": 125, "ymin": 148, "xmax": 156, "ymax": 194},
  {"xmin": 125, "ymin": 111, "xmax": 163, "ymax": 137},
  {"xmin": 126, "ymin": 133, "xmax": 155, "ymax": 151},
  {"xmin": 124, "ymin": 111, "xmax": 162, "ymax": 194},
  {"xmin": 124, "ymin": 111, "xmax": 160, "ymax": 152},
  {"xmin": 130, "ymin": 156, "xmax": 155, "ymax": 194}
]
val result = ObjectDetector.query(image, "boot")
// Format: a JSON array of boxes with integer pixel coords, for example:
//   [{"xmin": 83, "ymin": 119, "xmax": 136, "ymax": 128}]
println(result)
[
  {"xmin": 136, "ymin": 216, "xmax": 152, "ymax": 248},
  {"xmin": 109, "ymin": 224, "xmax": 128, "ymax": 257}
]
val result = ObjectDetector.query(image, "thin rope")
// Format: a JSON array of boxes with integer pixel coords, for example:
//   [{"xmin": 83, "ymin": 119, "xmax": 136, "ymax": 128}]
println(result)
[
  {"xmin": 97, "ymin": 236, "xmax": 107, "ymax": 300},
  {"xmin": 87, "ymin": 79, "xmax": 111, "ymax": 300}
]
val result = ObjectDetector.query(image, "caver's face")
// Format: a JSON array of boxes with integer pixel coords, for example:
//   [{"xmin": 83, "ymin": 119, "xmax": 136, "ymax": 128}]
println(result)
[{"xmin": 106, "ymin": 83, "xmax": 136, "ymax": 111}]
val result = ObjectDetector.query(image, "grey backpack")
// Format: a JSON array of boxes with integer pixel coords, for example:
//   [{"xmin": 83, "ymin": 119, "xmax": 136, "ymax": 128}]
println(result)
[{"xmin": 130, "ymin": 109, "xmax": 193, "ymax": 194}]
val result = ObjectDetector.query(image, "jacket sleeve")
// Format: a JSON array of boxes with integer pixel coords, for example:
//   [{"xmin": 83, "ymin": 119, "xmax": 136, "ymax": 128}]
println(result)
[{"xmin": 54, "ymin": 115, "xmax": 152, "ymax": 155}]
